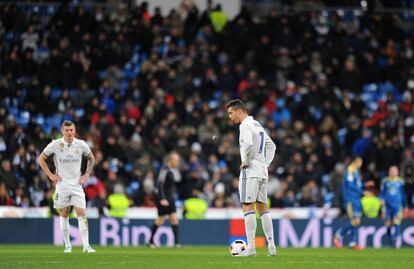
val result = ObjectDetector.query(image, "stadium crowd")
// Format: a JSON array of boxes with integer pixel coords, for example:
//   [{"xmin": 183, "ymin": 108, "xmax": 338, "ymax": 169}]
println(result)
[{"xmin": 1, "ymin": 1, "xmax": 414, "ymax": 214}]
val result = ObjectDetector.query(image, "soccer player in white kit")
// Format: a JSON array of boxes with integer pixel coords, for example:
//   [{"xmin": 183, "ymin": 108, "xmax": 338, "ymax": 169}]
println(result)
[
  {"xmin": 37, "ymin": 120, "xmax": 96, "ymax": 253},
  {"xmin": 227, "ymin": 99, "xmax": 277, "ymax": 256}
]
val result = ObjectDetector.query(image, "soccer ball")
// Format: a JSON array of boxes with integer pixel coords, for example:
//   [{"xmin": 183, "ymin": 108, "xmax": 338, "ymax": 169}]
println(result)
[{"xmin": 229, "ymin": 240, "xmax": 247, "ymax": 256}]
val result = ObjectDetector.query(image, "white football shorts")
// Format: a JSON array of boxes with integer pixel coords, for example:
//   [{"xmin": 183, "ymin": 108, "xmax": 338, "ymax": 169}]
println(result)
[
  {"xmin": 54, "ymin": 183, "xmax": 86, "ymax": 209},
  {"xmin": 238, "ymin": 176, "xmax": 267, "ymax": 204}
]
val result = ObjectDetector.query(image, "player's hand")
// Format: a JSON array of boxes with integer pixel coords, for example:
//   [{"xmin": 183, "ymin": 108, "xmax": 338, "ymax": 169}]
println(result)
[
  {"xmin": 240, "ymin": 164, "xmax": 248, "ymax": 170},
  {"xmin": 49, "ymin": 174, "xmax": 60, "ymax": 183},
  {"xmin": 79, "ymin": 173, "xmax": 90, "ymax": 185},
  {"xmin": 160, "ymin": 199, "xmax": 169, "ymax": 206}
]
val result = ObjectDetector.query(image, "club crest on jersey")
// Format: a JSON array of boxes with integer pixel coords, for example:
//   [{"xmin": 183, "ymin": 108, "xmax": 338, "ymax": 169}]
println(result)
[
  {"xmin": 59, "ymin": 143, "xmax": 64, "ymax": 151},
  {"xmin": 74, "ymin": 148, "xmax": 80, "ymax": 155}
]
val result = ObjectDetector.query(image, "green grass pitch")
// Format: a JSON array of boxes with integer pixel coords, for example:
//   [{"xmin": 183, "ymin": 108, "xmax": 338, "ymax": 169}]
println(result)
[{"xmin": 0, "ymin": 245, "xmax": 412, "ymax": 269}]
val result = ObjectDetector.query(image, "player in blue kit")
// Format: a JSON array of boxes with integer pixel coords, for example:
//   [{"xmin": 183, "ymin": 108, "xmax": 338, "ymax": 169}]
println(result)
[
  {"xmin": 380, "ymin": 166, "xmax": 408, "ymax": 248},
  {"xmin": 334, "ymin": 157, "xmax": 368, "ymax": 249}
]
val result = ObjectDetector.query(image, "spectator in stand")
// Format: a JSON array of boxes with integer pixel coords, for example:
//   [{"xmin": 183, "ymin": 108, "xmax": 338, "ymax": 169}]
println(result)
[{"xmin": 0, "ymin": 1, "xmax": 414, "ymax": 211}]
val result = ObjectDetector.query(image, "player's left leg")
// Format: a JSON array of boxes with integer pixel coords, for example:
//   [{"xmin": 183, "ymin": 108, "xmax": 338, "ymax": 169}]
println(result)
[
  {"xmin": 169, "ymin": 212, "xmax": 180, "ymax": 247},
  {"xmin": 391, "ymin": 208, "xmax": 403, "ymax": 248},
  {"xmin": 255, "ymin": 179, "xmax": 276, "ymax": 256},
  {"xmin": 334, "ymin": 202, "xmax": 353, "ymax": 248},
  {"xmin": 349, "ymin": 216, "xmax": 361, "ymax": 249},
  {"xmin": 74, "ymin": 207, "xmax": 95, "ymax": 253},
  {"xmin": 256, "ymin": 202, "xmax": 276, "ymax": 256}
]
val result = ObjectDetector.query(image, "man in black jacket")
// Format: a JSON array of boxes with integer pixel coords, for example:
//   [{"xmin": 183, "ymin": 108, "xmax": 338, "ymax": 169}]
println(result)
[{"xmin": 148, "ymin": 151, "xmax": 181, "ymax": 247}]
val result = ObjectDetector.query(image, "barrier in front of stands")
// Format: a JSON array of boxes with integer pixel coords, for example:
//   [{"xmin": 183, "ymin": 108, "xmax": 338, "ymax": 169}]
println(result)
[{"xmin": 0, "ymin": 217, "xmax": 413, "ymax": 248}]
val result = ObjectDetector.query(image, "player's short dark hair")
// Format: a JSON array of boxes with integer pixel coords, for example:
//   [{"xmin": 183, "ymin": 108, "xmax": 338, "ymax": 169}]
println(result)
[
  {"xmin": 226, "ymin": 99, "xmax": 247, "ymax": 112},
  {"xmin": 61, "ymin": 120, "xmax": 75, "ymax": 128}
]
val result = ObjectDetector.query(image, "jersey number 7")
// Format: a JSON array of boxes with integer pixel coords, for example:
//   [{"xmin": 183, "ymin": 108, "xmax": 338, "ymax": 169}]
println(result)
[{"xmin": 259, "ymin": 131, "xmax": 264, "ymax": 153}]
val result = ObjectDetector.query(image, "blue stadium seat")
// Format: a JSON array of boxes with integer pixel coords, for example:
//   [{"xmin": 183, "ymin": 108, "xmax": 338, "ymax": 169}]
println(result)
[
  {"xmin": 8, "ymin": 106, "xmax": 19, "ymax": 118},
  {"xmin": 362, "ymin": 83, "xmax": 378, "ymax": 93},
  {"xmin": 379, "ymin": 82, "xmax": 395, "ymax": 94},
  {"xmin": 62, "ymin": 114, "xmax": 73, "ymax": 121},
  {"xmin": 34, "ymin": 114, "xmax": 45, "ymax": 125},
  {"xmin": 69, "ymin": 88, "xmax": 77, "ymax": 98},
  {"xmin": 46, "ymin": 115, "xmax": 62, "ymax": 129},
  {"xmin": 51, "ymin": 88, "xmax": 61, "ymax": 101},
  {"xmin": 16, "ymin": 111, "xmax": 30, "ymax": 128},
  {"xmin": 75, "ymin": 108, "xmax": 85, "ymax": 117}
]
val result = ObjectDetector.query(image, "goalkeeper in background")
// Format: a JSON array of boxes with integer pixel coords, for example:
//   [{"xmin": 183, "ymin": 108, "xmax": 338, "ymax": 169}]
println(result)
[{"xmin": 380, "ymin": 166, "xmax": 408, "ymax": 248}]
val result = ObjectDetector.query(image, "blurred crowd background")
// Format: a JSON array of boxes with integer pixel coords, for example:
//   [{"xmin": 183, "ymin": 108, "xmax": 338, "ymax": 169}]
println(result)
[{"xmin": 1, "ymin": 0, "xmax": 414, "ymax": 215}]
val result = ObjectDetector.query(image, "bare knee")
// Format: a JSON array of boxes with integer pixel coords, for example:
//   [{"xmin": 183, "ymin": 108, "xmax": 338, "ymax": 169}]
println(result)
[
  {"xmin": 255, "ymin": 202, "xmax": 268, "ymax": 215},
  {"xmin": 242, "ymin": 203, "xmax": 254, "ymax": 213},
  {"xmin": 351, "ymin": 218, "xmax": 361, "ymax": 226},
  {"xmin": 155, "ymin": 216, "xmax": 165, "ymax": 226},
  {"xmin": 75, "ymin": 207, "xmax": 86, "ymax": 217},
  {"xmin": 170, "ymin": 213, "xmax": 179, "ymax": 225},
  {"xmin": 60, "ymin": 208, "xmax": 70, "ymax": 218}
]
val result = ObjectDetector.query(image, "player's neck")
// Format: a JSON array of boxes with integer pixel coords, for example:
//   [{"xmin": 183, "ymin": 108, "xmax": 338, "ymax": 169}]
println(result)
[
  {"xmin": 240, "ymin": 114, "xmax": 249, "ymax": 123},
  {"xmin": 63, "ymin": 137, "xmax": 74, "ymax": 144}
]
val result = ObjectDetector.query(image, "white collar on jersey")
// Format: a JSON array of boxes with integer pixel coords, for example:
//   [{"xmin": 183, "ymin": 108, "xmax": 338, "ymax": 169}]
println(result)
[
  {"xmin": 241, "ymin": 116, "xmax": 253, "ymax": 124},
  {"xmin": 62, "ymin": 137, "xmax": 76, "ymax": 147}
]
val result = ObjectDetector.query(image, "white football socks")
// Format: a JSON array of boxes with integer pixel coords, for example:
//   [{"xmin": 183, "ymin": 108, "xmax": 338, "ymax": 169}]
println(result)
[
  {"xmin": 244, "ymin": 211, "xmax": 257, "ymax": 252},
  {"xmin": 77, "ymin": 216, "xmax": 90, "ymax": 248},
  {"xmin": 60, "ymin": 216, "xmax": 71, "ymax": 248},
  {"xmin": 261, "ymin": 211, "xmax": 276, "ymax": 247}
]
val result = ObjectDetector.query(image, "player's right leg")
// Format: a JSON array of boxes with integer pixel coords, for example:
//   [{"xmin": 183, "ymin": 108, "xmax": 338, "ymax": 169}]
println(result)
[
  {"xmin": 148, "ymin": 216, "xmax": 165, "ymax": 248},
  {"xmin": 334, "ymin": 202, "xmax": 351, "ymax": 248},
  {"xmin": 334, "ymin": 202, "xmax": 362, "ymax": 249},
  {"xmin": 59, "ymin": 207, "xmax": 72, "ymax": 253},
  {"xmin": 55, "ymin": 185, "xmax": 73, "ymax": 253},
  {"xmin": 239, "ymin": 176, "xmax": 259, "ymax": 256},
  {"xmin": 240, "ymin": 203, "xmax": 256, "ymax": 257},
  {"xmin": 383, "ymin": 206, "xmax": 393, "ymax": 247}
]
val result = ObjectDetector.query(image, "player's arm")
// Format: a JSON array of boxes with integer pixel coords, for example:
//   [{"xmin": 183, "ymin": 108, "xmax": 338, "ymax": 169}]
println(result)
[
  {"xmin": 37, "ymin": 152, "xmax": 60, "ymax": 182},
  {"xmin": 264, "ymin": 133, "xmax": 276, "ymax": 167},
  {"xmin": 344, "ymin": 172, "xmax": 364, "ymax": 196},
  {"xmin": 84, "ymin": 152, "xmax": 95, "ymax": 176},
  {"xmin": 239, "ymin": 124, "xmax": 253, "ymax": 168},
  {"xmin": 158, "ymin": 170, "xmax": 169, "ymax": 206},
  {"xmin": 79, "ymin": 152, "xmax": 95, "ymax": 184}
]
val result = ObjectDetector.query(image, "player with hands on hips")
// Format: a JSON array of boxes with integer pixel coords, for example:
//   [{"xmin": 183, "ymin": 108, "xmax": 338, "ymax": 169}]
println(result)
[
  {"xmin": 37, "ymin": 120, "xmax": 96, "ymax": 253},
  {"xmin": 227, "ymin": 99, "xmax": 277, "ymax": 257}
]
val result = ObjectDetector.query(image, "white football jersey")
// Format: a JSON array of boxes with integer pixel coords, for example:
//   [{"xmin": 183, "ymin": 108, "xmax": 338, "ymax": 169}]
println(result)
[
  {"xmin": 239, "ymin": 116, "xmax": 276, "ymax": 180},
  {"xmin": 43, "ymin": 137, "xmax": 91, "ymax": 187}
]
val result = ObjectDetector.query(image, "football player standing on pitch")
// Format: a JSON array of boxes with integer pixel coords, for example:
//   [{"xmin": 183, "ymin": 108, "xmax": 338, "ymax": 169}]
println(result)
[
  {"xmin": 38, "ymin": 120, "xmax": 96, "ymax": 253},
  {"xmin": 227, "ymin": 99, "xmax": 277, "ymax": 256}
]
